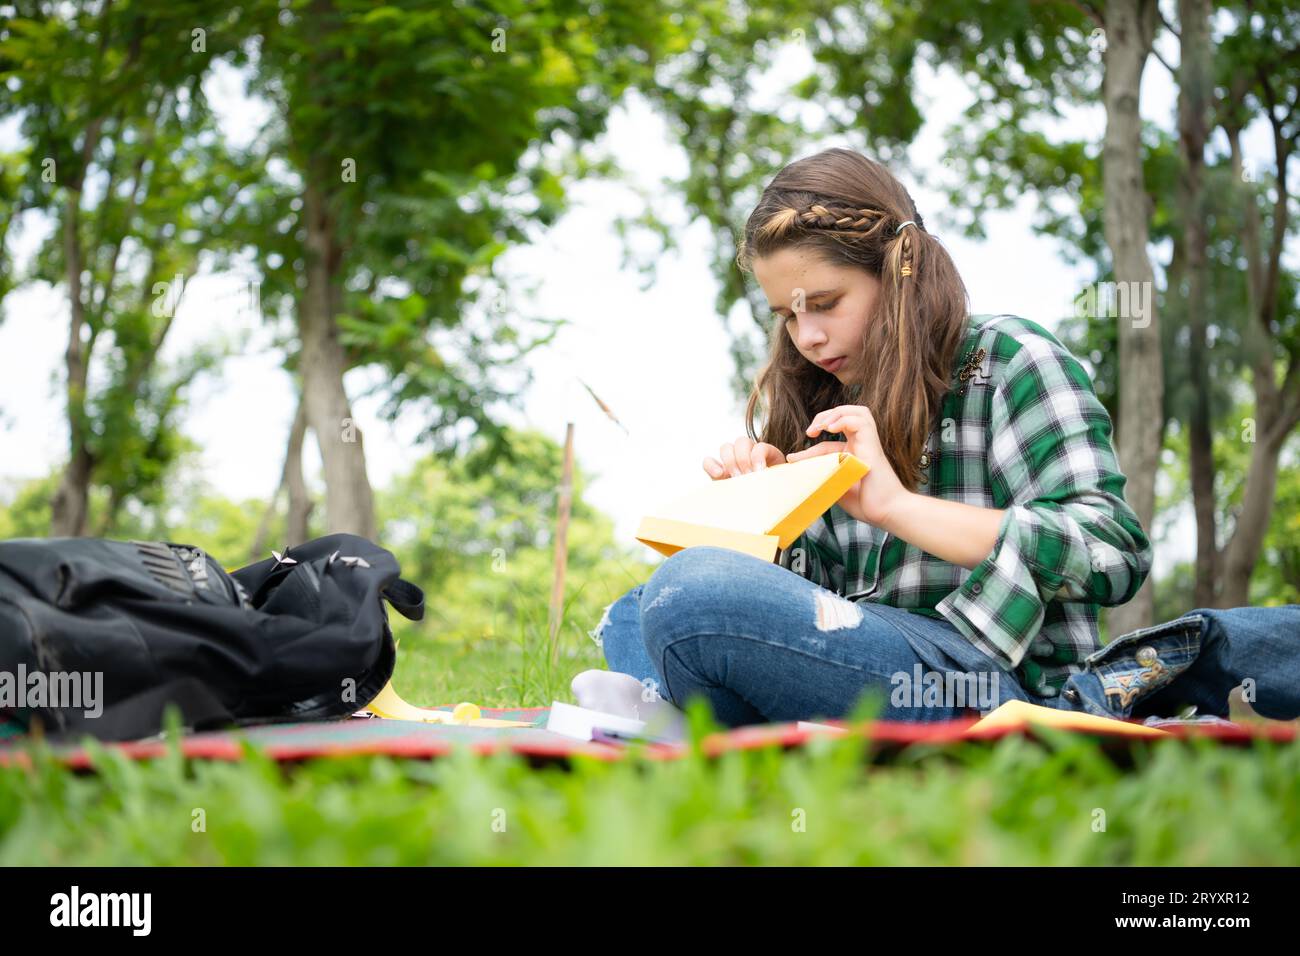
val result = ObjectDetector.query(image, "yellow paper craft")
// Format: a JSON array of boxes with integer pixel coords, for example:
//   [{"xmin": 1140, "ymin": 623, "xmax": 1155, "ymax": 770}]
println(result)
[
  {"xmin": 636, "ymin": 452, "xmax": 870, "ymax": 562},
  {"xmin": 365, "ymin": 680, "xmax": 534, "ymax": 728},
  {"xmin": 967, "ymin": 699, "xmax": 1168, "ymax": 738}
]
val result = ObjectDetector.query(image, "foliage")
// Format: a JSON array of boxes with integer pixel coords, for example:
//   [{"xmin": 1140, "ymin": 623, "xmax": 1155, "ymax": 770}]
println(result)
[
  {"xmin": 378, "ymin": 425, "xmax": 654, "ymax": 652},
  {"xmin": 234, "ymin": 0, "xmax": 687, "ymax": 465},
  {"xmin": 0, "ymin": 0, "xmax": 254, "ymax": 529}
]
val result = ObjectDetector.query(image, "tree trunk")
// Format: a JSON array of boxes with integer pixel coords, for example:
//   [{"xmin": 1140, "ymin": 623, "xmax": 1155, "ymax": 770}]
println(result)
[
  {"xmin": 251, "ymin": 390, "xmax": 314, "ymax": 558},
  {"xmin": 50, "ymin": 447, "xmax": 93, "ymax": 538},
  {"xmin": 50, "ymin": 198, "xmax": 93, "ymax": 537},
  {"xmin": 1101, "ymin": 0, "xmax": 1162, "ymax": 637},
  {"xmin": 285, "ymin": 396, "xmax": 313, "ymax": 547},
  {"xmin": 1216, "ymin": 117, "xmax": 1300, "ymax": 607},
  {"xmin": 1218, "ymin": 424, "xmax": 1286, "ymax": 607},
  {"xmin": 96, "ymin": 486, "xmax": 123, "ymax": 538},
  {"xmin": 1177, "ymin": 0, "xmax": 1217, "ymax": 608},
  {"xmin": 299, "ymin": 179, "xmax": 377, "ymax": 540}
]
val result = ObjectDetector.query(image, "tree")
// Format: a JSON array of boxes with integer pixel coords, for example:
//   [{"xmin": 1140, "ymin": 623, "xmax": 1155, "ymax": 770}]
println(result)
[
  {"xmin": 0, "ymin": 1, "xmax": 249, "ymax": 536},
  {"xmin": 236, "ymin": 0, "xmax": 684, "ymax": 538},
  {"xmin": 1212, "ymin": 0, "xmax": 1300, "ymax": 606},
  {"xmin": 1177, "ymin": 0, "xmax": 1215, "ymax": 606},
  {"xmin": 1097, "ymin": 0, "xmax": 1165, "ymax": 634}
]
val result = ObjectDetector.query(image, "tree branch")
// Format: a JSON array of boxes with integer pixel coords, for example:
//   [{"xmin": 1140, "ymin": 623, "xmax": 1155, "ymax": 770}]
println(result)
[{"xmin": 1150, "ymin": 43, "xmax": 1176, "ymax": 77}]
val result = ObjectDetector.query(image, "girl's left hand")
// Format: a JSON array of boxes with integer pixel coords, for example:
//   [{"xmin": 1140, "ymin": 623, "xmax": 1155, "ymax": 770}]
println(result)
[{"xmin": 785, "ymin": 405, "xmax": 909, "ymax": 527}]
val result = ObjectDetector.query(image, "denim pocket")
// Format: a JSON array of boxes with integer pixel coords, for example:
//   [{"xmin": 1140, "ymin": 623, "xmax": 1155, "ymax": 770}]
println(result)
[{"xmin": 1081, "ymin": 614, "xmax": 1204, "ymax": 714}]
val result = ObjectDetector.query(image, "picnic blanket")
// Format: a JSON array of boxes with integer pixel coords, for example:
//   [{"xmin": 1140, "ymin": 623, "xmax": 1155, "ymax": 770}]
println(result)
[{"xmin": 1, "ymin": 703, "xmax": 1295, "ymax": 770}]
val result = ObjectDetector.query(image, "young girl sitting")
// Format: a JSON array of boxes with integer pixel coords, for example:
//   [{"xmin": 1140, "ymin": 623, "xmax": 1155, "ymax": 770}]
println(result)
[{"xmin": 574, "ymin": 146, "xmax": 1300, "ymax": 733}]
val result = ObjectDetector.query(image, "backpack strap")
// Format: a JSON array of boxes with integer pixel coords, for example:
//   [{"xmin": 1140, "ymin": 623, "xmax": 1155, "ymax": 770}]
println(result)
[{"xmin": 382, "ymin": 578, "xmax": 425, "ymax": 621}]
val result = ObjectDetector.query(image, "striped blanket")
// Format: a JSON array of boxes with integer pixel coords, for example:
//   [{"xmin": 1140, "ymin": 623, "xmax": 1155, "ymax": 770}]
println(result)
[{"xmin": 1, "ymin": 705, "xmax": 1294, "ymax": 770}]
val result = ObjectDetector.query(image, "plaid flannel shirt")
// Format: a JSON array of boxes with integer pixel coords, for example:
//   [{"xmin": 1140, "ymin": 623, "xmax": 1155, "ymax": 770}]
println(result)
[{"xmin": 778, "ymin": 313, "xmax": 1153, "ymax": 697}]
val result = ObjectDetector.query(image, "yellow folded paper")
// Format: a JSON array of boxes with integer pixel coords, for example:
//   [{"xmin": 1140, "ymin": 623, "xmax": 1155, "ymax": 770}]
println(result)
[
  {"xmin": 967, "ymin": 698, "xmax": 1168, "ymax": 737},
  {"xmin": 635, "ymin": 452, "xmax": 870, "ymax": 562},
  {"xmin": 365, "ymin": 681, "xmax": 534, "ymax": 728}
]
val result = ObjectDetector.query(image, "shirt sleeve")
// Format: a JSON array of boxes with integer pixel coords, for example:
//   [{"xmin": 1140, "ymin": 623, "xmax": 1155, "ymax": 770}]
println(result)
[
  {"xmin": 779, "ymin": 513, "xmax": 846, "ymax": 594},
  {"xmin": 935, "ymin": 331, "xmax": 1154, "ymax": 671}
]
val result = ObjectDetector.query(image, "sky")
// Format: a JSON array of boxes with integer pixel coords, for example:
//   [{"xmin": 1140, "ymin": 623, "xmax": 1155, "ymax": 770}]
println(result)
[{"xmin": 0, "ymin": 34, "xmax": 1276, "ymax": 578}]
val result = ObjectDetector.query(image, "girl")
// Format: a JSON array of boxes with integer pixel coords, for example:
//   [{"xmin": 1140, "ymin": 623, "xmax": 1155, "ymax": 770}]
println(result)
[{"xmin": 576, "ymin": 147, "xmax": 1300, "ymax": 732}]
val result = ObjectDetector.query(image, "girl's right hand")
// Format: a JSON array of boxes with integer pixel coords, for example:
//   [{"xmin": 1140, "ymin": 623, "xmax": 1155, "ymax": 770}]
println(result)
[{"xmin": 703, "ymin": 436, "xmax": 786, "ymax": 479}]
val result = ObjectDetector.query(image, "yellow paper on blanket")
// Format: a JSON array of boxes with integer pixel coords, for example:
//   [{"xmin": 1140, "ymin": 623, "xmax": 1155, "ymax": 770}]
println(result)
[
  {"xmin": 967, "ymin": 699, "xmax": 1168, "ymax": 737},
  {"xmin": 635, "ymin": 452, "xmax": 870, "ymax": 562},
  {"xmin": 365, "ymin": 681, "xmax": 534, "ymax": 728}
]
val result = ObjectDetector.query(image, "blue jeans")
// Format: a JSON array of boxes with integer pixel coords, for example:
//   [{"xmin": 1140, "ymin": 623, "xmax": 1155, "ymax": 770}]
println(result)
[{"xmin": 596, "ymin": 546, "xmax": 1300, "ymax": 728}]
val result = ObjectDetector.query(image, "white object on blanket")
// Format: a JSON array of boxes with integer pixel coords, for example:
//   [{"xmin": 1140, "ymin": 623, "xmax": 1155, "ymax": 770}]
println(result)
[
  {"xmin": 547, "ymin": 701, "xmax": 652, "ymax": 742},
  {"xmin": 570, "ymin": 669, "xmax": 687, "ymax": 739},
  {"xmin": 556, "ymin": 670, "xmax": 688, "ymax": 743}
]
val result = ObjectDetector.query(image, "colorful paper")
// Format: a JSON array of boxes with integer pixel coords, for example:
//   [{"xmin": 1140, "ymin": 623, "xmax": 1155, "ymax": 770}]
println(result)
[{"xmin": 968, "ymin": 698, "xmax": 1169, "ymax": 737}]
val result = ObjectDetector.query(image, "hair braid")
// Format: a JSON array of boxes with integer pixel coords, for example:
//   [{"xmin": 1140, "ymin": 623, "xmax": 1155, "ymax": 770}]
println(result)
[{"xmin": 797, "ymin": 203, "xmax": 889, "ymax": 233}]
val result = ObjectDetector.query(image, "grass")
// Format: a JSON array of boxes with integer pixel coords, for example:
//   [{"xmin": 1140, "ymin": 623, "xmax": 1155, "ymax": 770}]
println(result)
[
  {"xmin": 3, "ymin": 605, "xmax": 1300, "ymax": 865},
  {"xmin": 384, "ymin": 595, "xmax": 606, "ymax": 709}
]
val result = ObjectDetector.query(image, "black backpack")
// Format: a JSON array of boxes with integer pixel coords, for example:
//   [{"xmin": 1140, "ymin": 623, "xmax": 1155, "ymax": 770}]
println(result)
[{"xmin": 0, "ymin": 533, "xmax": 424, "ymax": 742}]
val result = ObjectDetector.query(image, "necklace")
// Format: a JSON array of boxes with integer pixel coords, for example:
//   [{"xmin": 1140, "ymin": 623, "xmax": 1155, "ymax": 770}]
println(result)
[
  {"xmin": 851, "ymin": 346, "xmax": 985, "ymax": 485},
  {"xmin": 955, "ymin": 346, "xmax": 987, "ymax": 395},
  {"xmin": 918, "ymin": 346, "xmax": 985, "ymax": 484}
]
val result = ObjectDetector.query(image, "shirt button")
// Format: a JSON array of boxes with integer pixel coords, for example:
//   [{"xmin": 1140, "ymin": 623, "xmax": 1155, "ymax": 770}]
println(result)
[
  {"xmin": 970, "ymin": 582, "xmax": 982, "ymax": 595},
  {"xmin": 1136, "ymin": 645, "xmax": 1158, "ymax": 667},
  {"xmin": 1063, "ymin": 688, "xmax": 1080, "ymax": 703}
]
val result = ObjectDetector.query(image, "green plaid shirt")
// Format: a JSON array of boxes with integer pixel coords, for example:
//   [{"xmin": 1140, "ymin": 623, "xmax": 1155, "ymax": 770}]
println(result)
[{"xmin": 778, "ymin": 313, "xmax": 1153, "ymax": 697}]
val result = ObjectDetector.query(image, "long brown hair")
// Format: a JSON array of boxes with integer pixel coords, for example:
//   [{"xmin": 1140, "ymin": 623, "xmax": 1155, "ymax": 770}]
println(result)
[{"xmin": 736, "ymin": 147, "xmax": 970, "ymax": 492}]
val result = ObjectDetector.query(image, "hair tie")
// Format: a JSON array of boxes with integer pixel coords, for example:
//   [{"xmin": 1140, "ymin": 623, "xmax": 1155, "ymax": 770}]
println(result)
[{"xmin": 898, "ymin": 220, "xmax": 916, "ymax": 276}]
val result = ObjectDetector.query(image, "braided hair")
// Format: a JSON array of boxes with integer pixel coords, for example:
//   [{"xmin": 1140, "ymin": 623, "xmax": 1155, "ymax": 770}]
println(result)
[{"xmin": 736, "ymin": 148, "xmax": 969, "ymax": 493}]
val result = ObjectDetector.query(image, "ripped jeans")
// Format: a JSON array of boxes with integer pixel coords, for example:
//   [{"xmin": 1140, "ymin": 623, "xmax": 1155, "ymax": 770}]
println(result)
[
  {"xmin": 595, "ymin": 545, "xmax": 1017, "ymax": 726},
  {"xmin": 594, "ymin": 546, "xmax": 1300, "ymax": 729}
]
